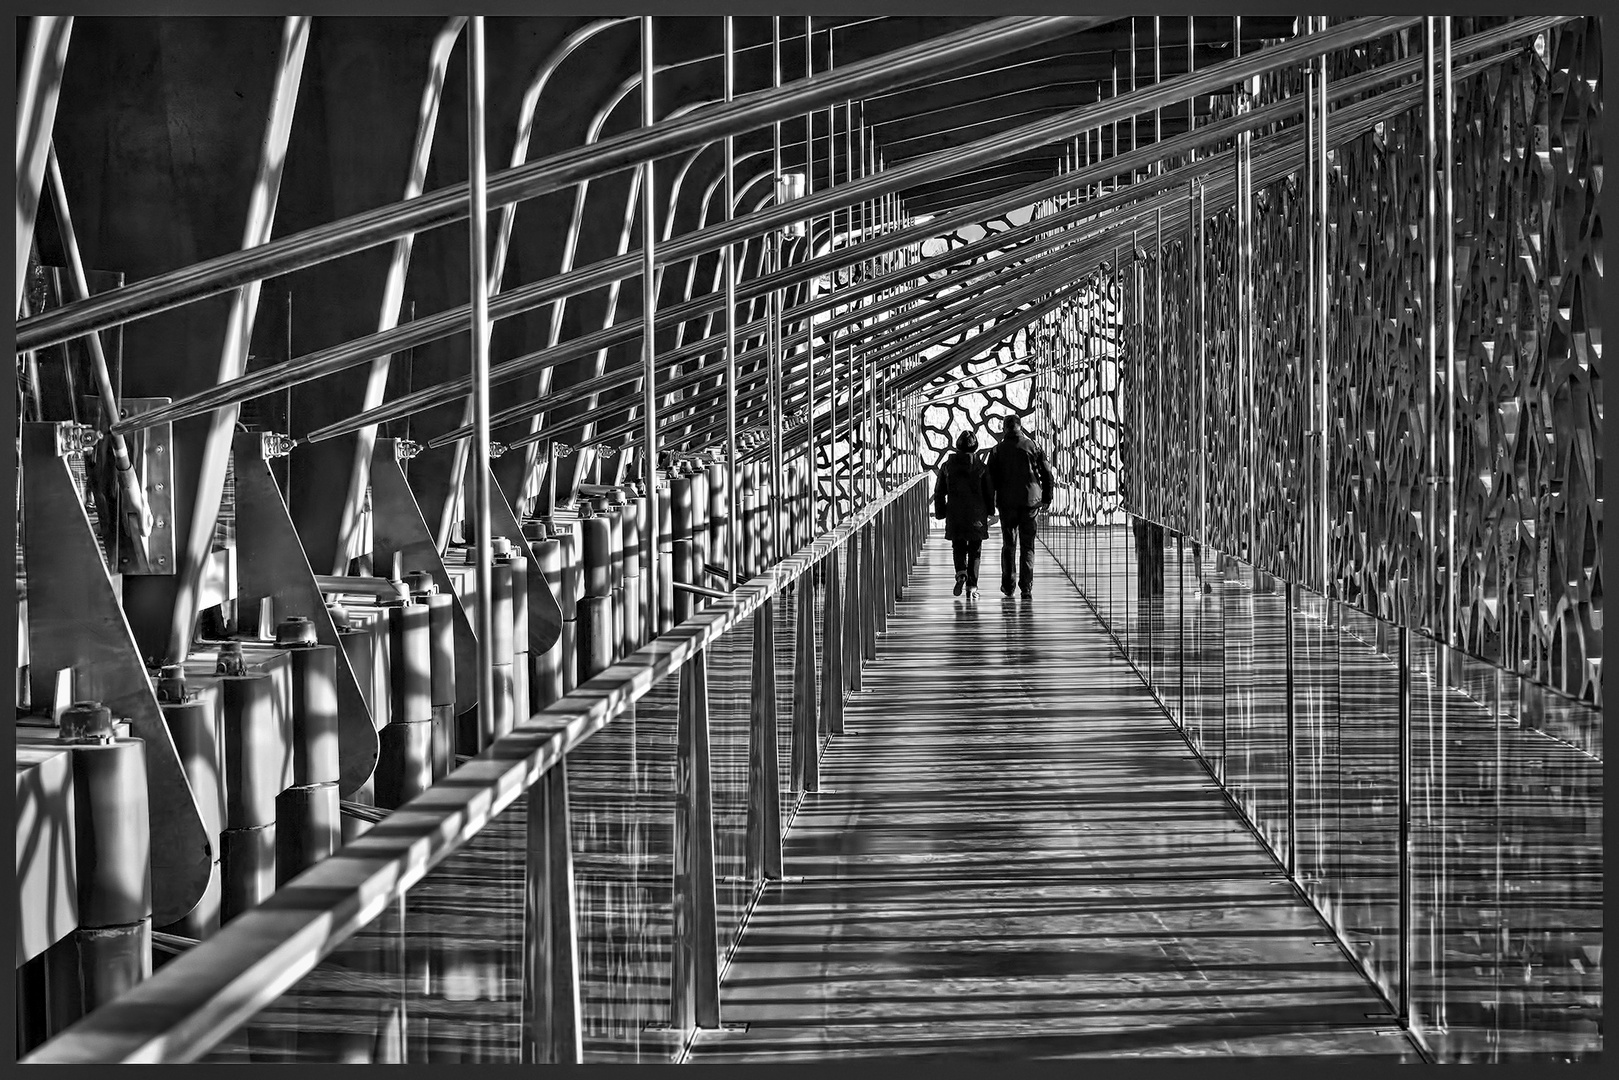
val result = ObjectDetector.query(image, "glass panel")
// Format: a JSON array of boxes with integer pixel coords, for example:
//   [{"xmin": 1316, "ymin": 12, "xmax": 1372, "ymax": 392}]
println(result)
[
  {"xmin": 1113, "ymin": 523, "xmax": 1130, "ymax": 656},
  {"xmin": 774, "ymin": 584, "xmax": 797, "ymax": 830},
  {"xmin": 707, "ymin": 617, "xmax": 755, "ymax": 960},
  {"xmin": 1331, "ymin": 604, "xmax": 1402, "ymax": 1006},
  {"xmin": 1184, "ymin": 540, "xmax": 1224, "ymax": 773},
  {"xmin": 1222, "ymin": 558, "xmax": 1256, "ymax": 815},
  {"xmin": 1163, "ymin": 532, "xmax": 1183, "ymax": 727},
  {"xmin": 1292, "ymin": 586, "xmax": 1339, "ymax": 898},
  {"xmin": 1246, "ymin": 567, "xmax": 1289, "ymax": 859},
  {"xmin": 203, "ymin": 691, "xmax": 688, "ymax": 1063}
]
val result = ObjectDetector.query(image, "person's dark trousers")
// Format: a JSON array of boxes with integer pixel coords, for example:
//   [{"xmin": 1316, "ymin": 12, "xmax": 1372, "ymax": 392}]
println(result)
[
  {"xmin": 951, "ymin": 537, "xmax": 983, "ymax": 589},
  {"xmin": 999, "ymin": 506, "xmax": 1038, "ymax": 594}
]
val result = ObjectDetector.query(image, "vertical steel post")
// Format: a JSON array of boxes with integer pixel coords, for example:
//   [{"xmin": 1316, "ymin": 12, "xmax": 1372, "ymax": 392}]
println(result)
[
  {"xmin": 723, "ymin": 16, "xmax": 740, "ymax": 590},
  {"xmin": 1317, "ymin": 19, "xmax": 1330, "ymax": 596},
  {"xmin": 1187, "ymin": 16, "xmax": 1195, "ymax": 162},
  {"xmin": 791, "ymin": 557, "xmax": 819, "ymax": 792},
  {"xmin": 1397, "ymin": 623, "xmax": 1412, "ymax": 1027},
  {"xmin": 671, "ymin": 649, "xmax": 720, "ymax": 1031},
  {"xmin": 467, "ymin": 16, "xmax": 498, "ymax": 748},
  {"xmin": 1284, "ymin": 580, "xmax": 1296, "ymax": 877},
  {"xmin": 769, "ymin": 17, "xmax": 785, "ymax": 568},
  {"xmin": 1155, "ymin": 206, "xmax": 1162, "ymax": 527},
  {"xmin": 640, "ymin": 17, "xmax": 662, "ymax": 639},
  {"xmin": 804, "ymin": 15, "xmax": 819, "ymax": 536},
  {"xmin": 825, "ymin": 29, "xmax": 841, "ymax": 525},
  {"xmin": 746, "ymin": 599, "xmax": 783, "ymax": 879},
  {"xmin": 1153, "ymin": 15, "xmax": 1161, "ymax": 171},
  {"xmin": 521, "ymin": 760, "xmax": 582, "ymax": 1063},
  {"xmin": 1424, "ymin": 16, "xmax": 1438, "ymax": 638},
  {"xmin": 1442, "ymin": 16, "xmax": 1456, "ymax": 661}
]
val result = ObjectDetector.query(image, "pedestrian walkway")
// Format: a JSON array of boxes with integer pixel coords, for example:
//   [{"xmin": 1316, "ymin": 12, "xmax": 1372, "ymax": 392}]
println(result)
[{"xmin": 686, "ymin": 528, "xmax": 1425, "ymax": 1062}]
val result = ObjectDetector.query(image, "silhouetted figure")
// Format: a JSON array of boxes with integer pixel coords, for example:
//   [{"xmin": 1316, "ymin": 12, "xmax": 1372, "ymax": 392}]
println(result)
[
  {"xmin": 985, "ymin": 414, "xmax": 1054, "ymax": 599},
  {"xmin": 931, "ymin": 430, "xmax": 995, "ymax": 601}
]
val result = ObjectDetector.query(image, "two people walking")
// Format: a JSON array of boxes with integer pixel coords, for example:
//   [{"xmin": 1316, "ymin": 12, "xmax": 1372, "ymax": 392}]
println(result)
[{"xmin": 931, "ymin": 414, "xmax": 1054, "ymax": 601}]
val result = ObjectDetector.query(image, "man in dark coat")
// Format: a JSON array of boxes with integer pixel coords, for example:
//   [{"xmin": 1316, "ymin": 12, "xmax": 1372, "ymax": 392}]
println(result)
[
  {"xmin": 931, "ymin": 429, "xmax": 996, "ymax": 600},
  {"xmin": 985, "ymin": 414, "xmax": 1054, "ymax": 599}
]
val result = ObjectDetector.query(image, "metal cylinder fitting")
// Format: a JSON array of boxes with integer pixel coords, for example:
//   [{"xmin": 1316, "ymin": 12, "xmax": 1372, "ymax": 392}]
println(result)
[
  {"xmin": 383, "ymin": 599, "xmax": 432, "ymax": 726},
  {"xmin": 275, "ymin": 782, "xmax": 339, "ymax": 885},
  {"xmin": 577, "ymin": 595, "xmax": 613, "ymax": 683},
  {"xmin": 581, "ymin": 515, "xmax": 613, "ymax": 600},
  {"xmin": 59, "ymin": 700, "xmax": 114, "ymax": 743},
  {"xmin": 274, "ymin": 615, "xmax": 317, "ymax": 648},
  {"xmin": 67, "ymin": 736, "xmax": 153, "ymax": 929},
  {"xmin": 531, "ymin": 536, "xmax": 565, "ymax": 708},
  {"xmin": 219, "ymin": 824, "xmax": 276, "ymax": 922},
  {"xmin": 506, "ymin": 554, "xmax": 531, "ymax": 718},
  {"xmin": 218, "ymin": 672, "xmax": 287, "ymax": 830}
]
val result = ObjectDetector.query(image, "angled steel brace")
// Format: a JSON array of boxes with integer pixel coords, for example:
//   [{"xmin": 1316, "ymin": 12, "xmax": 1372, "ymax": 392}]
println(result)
[
  {"xmin": 22, "ymin": 422, "xmax": 212, "ymax": 926},
  {"xmin": 232, "ymin": 430, "xmax": 379, "ymax": 798},
  {"xmin": 369, "ymin": 439, "xmax": 481, "ymax": 716}
]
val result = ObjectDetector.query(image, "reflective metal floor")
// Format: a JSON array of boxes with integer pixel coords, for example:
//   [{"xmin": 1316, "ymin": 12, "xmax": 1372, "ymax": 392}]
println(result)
[{"xmin": 687, "ymin": 532, "xmax": 1423, "ymax": 1061}]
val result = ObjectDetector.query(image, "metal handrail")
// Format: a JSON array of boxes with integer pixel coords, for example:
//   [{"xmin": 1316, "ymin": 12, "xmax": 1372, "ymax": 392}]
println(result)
[
  {"xmin": 18, "ymin": 16, "xmax": 1093, "ymax": 355},
  {"xmin": 22, "ymin": 473, "xmax": 929, "ymax": 1064}
]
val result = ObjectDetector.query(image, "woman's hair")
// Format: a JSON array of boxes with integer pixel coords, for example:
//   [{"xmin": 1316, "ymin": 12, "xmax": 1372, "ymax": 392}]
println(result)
[{"xmin": 955, "ymin": 430, "xmax": 978, "ymax": 452}]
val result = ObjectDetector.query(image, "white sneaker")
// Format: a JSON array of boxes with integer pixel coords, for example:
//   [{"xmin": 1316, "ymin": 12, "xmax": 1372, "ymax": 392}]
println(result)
[{"xmin": 967, "ymin": 587, "xmax": 980, "ymax": 601}]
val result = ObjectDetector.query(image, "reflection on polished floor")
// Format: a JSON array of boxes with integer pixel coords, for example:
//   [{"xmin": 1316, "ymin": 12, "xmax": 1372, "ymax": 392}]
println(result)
[{"xmin": 687, "ymin": 531, "xmax": 1423, "ymax": 1062}]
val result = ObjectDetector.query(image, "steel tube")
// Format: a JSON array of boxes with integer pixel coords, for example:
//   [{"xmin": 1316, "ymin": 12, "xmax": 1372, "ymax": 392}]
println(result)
[
  {"xmin": 110, "ymin": 16, "xmax": 1432, "ymax": 441},
  {"xmin": 1442, "ymin": 16, "xmax": 1455, "ymax": 655},
  {"xmin": 468, "ymin": 16, "xmax": 498, "ymax": 755},
  {"xmin": 1425, "ymin": 15, "xmax": 1438, "ymax": 635},
  {"xmin": 724, "ymin": 15, "xmax": 741, "ymax": 598},
  {"xmin": 15, "ymin": 16, "xmax": 73, "ymax": 312},
  {"xmin": 22, "ymin": 16, "xmax": 1095, "ymax": 353},
  {"xmin": 1317, "ymin": 19, "xmax": 1330, "ymax": 595},
  {"xmin": 640, "ymin": 16, "xmax": 661, "ymax": 645}
]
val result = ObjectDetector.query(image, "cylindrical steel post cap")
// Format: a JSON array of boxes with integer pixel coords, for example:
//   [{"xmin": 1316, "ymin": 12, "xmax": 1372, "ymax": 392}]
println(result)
[
  {"xmin": 581, "ymin": 515, "xmax": 614, "ymax": 599},
  {"xmin": 672, "ymin": 476, "xmax": 694, "ymax": 541},
  {"xmin": 68, "ymin": 737, "xmax": 153, "ymax": 927},
  {"xmin": 507, "ymin": 555, "xmax": 530, "ymax": 642},
  {"xmin": 218, "ymin": 672, "xmax": 287, "ymax": 829},
  {"xmin": 577, "ymin": 595, "xmax": 613, "ymax": 683},
  {"xmin": 404, "ymin": 570, "xmax": 437, "ymax": 597},
  {"xmin": 557, "ymin": 528, "xmax": 581, "ymax": 613},
  {"xmin": 490, "ymin": 562, "xmax": 515, "ymax": 664},
  {"xmin": 280, "ymin": 643, "xmax": 340, "ymax": 786},
  {"xmin": 490, "ymin": 536, "xmax": 512, "ymax": 558},
  {"xmin": 274, "ymin": 616, "xmax": 317, "ymax": 648},
  {"xmin": 60, "ymin": 701, "xmax": 115, "ymax": 742},
  {"xmin": 622, "ymin": 498, "xmax": 642, "ymax": 578},
  {"xmin": 423, "ymin": 592, "xmax": 455, "ymax": 709},
  {"xmin": 382, "ymin": 598, "xmax": 433, "ymax": 725},
  {"xmin": 326, "ymin": 601, "xmax": 352, "ymax": 629},
  {"xmin": 161, "ymin": 696, "xmax": 225, "ymax": 840}
]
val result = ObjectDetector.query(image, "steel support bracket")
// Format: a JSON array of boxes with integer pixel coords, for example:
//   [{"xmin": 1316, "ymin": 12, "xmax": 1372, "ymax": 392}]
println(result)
[
  {"xmin": 371, "ymin": 438, "xmax": 481, "ymax": 714},
  {"xmin": 21, "ymin": 422, "xmax": 213, "ymax": 926},
  {"xmin": 232, "ymin": 430, "xmax": 380, "ymax": 796}
]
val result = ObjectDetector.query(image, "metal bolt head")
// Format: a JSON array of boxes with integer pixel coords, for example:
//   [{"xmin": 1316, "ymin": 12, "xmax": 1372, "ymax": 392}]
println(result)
[
  {"xmin": 155, "ymin": 663, "xmax": 189, "ymax": 703},
  {"xmin": 215, "ymin": 640, "xmax": 247, "ymax": 676},
  {"xmin": 274, "ymin": 615, "xmax": 318, "ymax": 648},
  {"xmin": 60, "ymin": 700, "xmax": 115, "ymax": 743}
]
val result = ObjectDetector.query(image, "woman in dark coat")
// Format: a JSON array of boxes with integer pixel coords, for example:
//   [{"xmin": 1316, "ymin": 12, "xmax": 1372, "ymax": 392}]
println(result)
[{"xmin": 931, "ymin": 430, "xmax": 996, "ymax": 600}]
